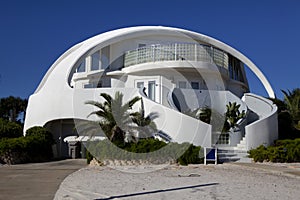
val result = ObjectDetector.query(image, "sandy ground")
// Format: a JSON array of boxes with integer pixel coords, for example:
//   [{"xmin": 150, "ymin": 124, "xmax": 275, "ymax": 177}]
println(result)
[{"xmin": 54, "ymin": 163, "xmax": 300, "ymax": 200}]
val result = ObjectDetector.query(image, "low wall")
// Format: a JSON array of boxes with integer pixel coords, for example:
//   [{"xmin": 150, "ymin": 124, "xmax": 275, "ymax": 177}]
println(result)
[
  {"xmin": 140, "ymin": 90, "xmax": 212, "ymax": 147},
  {"xmin": 243, "ymin": 93, "xmax": 278, "ymax": 150}
]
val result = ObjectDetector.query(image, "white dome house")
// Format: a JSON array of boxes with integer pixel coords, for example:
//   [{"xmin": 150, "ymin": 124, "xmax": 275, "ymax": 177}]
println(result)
[{"xmin": 24, "ymin": 26, "xmax": 278, "ymax": 160}]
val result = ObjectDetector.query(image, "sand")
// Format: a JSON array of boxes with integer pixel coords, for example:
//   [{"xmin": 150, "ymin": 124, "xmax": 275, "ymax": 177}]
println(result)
[{"xmin": 54, "ymin": 162, "xmax": 300, "ymax": 200}]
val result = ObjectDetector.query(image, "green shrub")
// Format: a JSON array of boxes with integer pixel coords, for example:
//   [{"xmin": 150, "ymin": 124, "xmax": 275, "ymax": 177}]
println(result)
[
  {"xmin": 248, "ymin": 145, "xmax": 268, "ymax": 162},
  {"xmin": 177, "ymin": 144, "xmax": 202, "ymax": 165},
  {"xmin": 25, "ymin": 126, "xmax": 55, "ymax": 161},
  {"xmin": 249, "ymin": 139, "xmax": 300, "ymax": 163},
  {"xmin": 0, "ymin": 118, "xmax": 23, "ymax": 139},
  {"xmin": 86, "ymin": 150, "xmax": 94, "ymax": 164}
]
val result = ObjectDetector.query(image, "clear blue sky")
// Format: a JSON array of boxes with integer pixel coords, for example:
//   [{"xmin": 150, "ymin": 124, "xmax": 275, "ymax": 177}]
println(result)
[{"xmin": 0, "ymin": 0, "xmax": 299, "ymax": 100}]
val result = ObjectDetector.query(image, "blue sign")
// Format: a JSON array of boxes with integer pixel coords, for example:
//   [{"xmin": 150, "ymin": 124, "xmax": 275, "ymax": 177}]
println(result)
[{"xmin": 206, "ymin": 149, "xmax": 216, "ymax": 160}]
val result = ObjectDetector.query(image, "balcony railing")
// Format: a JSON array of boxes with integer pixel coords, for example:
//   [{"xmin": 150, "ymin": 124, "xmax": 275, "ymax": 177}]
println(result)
[{"xmin": 124, "ymin": 43, "xmax": 229, "ymax": 69}]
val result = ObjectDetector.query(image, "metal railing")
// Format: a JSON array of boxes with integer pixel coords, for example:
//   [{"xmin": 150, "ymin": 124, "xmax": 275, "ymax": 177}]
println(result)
[{"xmin": 124, "ymin": 43, "xmax": 229, "ymax": 69}]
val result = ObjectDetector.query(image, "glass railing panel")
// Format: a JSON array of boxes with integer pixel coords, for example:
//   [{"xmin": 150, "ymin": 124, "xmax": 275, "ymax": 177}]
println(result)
[
  {"xmin": 196, "ymin": 45, "xmax": 212, "ymax": 63},
  {"xmin": 213, "ymin": 48, "xmax": 224, "ymax": 67},
  {"xmin": 124, "ymin": 43, "xmax": 230, "ymax": 71}
]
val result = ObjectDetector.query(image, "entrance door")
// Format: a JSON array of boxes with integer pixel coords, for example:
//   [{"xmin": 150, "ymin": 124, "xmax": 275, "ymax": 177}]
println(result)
[{"xmin": 135, "ymin": 79, "xmax": 159, "ymax": 103}]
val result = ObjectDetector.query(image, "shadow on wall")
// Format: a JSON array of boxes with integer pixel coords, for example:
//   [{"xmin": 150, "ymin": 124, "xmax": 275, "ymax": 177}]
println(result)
[{"xmin": 172, "ymin": 89, "xmax": 211, "ymax": 112}]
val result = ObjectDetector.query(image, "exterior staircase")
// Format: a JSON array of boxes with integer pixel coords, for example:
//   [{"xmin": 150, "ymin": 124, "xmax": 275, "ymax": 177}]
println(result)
[{"xmin": 217, "ymin": 137, "xmax": 252, "ymax": 163}]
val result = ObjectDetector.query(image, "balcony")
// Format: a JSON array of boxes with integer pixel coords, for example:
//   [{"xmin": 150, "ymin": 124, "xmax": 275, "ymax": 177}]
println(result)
[{"xmin": 124, "ymin": 43, "xmax": 229, "ymax": 70}]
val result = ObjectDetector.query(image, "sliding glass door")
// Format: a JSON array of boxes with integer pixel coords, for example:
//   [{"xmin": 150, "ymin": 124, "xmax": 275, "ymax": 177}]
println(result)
[{"xmin": 148, "ymin": 81, "xmax": 156, "ymax": 101}]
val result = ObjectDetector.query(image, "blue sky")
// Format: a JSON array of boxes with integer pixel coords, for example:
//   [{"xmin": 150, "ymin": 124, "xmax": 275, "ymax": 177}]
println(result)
[{"xmin": 0, "ymin": 0, "xmax": 299, "ymax": 100}]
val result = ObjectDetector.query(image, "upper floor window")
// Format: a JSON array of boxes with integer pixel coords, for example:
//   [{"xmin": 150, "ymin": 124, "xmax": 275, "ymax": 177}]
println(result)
[
  {"xmin": 136, "ymin": 82, "xmax": 144, "ymax": 89},
  {"xmin": 83, "ymin": 81, "xmax": 102, "ymax": 88},
  {"xmin": 84, "ymin": 83, "xmax": 94, "ymax": 88},
  {"xmin": 138, "ymin": 44, "xmax": 146, "ymax": 48},
  {"xmin": 191, "ymin": 81, "xmax": 199, "ymax": 90},
  {"xmin": 76, "ymin": 61, "xmax": 86, "ymax": 73}
]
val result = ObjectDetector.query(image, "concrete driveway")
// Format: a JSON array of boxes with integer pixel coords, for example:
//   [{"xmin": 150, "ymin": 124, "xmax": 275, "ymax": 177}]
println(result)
[{"xmin": 0, "ymin": 159, "xmax": 86, "ymax": 200}]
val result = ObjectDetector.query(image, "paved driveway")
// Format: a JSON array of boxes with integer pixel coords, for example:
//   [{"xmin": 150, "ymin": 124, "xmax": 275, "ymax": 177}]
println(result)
[{"xmin": 0, "ymin": 159, "xmax": 86, "ymax": 200}]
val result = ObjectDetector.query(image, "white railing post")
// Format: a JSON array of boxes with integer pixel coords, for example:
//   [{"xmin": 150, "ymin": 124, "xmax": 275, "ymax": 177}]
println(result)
[{"xmin": 174, "ymin": 43, "xmax": 177, "ymax": 61}]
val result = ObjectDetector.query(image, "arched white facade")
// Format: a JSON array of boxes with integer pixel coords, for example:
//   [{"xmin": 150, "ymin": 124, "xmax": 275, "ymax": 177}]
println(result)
[{"xmin": 24, "ymin": 26, "xmax": 278, "ymax": 158}]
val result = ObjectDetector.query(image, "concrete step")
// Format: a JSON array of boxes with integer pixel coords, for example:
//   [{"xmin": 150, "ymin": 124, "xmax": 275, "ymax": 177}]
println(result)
[
  {"xmin": 235, "ymin": 157, "xmax": 253, "ymax": 163},
  {"xmin": 218, "ymin": 148, "xmax": 247, "ymax": 154},
  {"xmin": 235, "ymin": 145, "xmax": 246, "ymax": 151},
  {"xmin": 217, "ymin": 148, "xmax": 251, "ymax": 163},
  {"xmin": 239, "ymin": 139, "xmax": 246, "ymax": 145},
  {"xmin": 234, "ymin": 137, "xmax": 247, "ymax": 151},
  {"xmin": 218, "ymin": 157, "xmax": 241, "ymax": 163}
]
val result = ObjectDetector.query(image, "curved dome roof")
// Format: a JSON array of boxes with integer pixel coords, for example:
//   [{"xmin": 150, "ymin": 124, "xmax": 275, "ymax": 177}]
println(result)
[{"xmin": 36, "ymin": 26, "xmax": 275, "ymax": 98}]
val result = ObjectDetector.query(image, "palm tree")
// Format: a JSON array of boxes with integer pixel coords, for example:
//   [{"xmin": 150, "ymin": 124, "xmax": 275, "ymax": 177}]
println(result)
[
  {"xmin": 225, "ymin": 102, "xmax": 246, "ymax": 131},
  {"xmin": 85, "ymin": 92, "xmax": 141, "ymax": 143},
  {"xmin": 195, "ymin": 107, "xmax": 212, "ymax": 124},
  {"xmin": 130, "ymin": 99, "xmax": 159, "ymax": 139},
  {"xmin": 187, "ymin": 107, "xmax": 225, "ymax": 132},
  {"xmin": 282, "ymin": 89, "xmax": 300, "ymax": 130}
]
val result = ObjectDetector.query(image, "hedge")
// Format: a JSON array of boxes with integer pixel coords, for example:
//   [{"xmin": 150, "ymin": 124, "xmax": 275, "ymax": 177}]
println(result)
[
  {"xmin": 86, "ymin": 138, "xmax": 203, "ymax": 165},
  {"xmin": 0, "ymin": 126, "xmax": 55, "ymax": 164},
  {"xmin": 248, "ymin": 139, "xmax": 300, "ymax": 163}
]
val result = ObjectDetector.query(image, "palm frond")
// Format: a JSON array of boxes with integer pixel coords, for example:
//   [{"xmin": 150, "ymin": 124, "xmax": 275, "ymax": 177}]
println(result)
[
  {"xmin": 127, "ymin": 96, "xmax": 141, "ymax": 109},
  {"xmin": 85, "ymin": 100, "xmax": 104, "ymax": 109},
  {"xmin": 100, "ymin": 93, "xmax": 112, "ymax": 105}
]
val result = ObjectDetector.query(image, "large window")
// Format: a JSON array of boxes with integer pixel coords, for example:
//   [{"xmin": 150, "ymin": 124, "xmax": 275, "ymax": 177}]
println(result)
[
  {"xmin": 91, "ymin": 52, "xmax": 100, "ymax": 71},
  {"xmin": 75, "ymin": 46, "xmax": 110, "ymax": 73},
  {"xmin": 101, "ymin": 46, "xmax": 110, "ymax": 69},
  {"xmin": 228, "ymin": 56, "xmax": 244, "ymax": 82}
]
